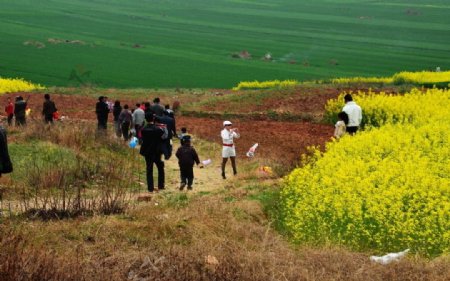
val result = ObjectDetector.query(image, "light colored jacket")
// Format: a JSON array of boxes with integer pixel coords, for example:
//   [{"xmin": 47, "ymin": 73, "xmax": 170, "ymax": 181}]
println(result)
[
  {"xmin": 132, "ymin": 108, "xmax": 145, "ymax": 126},
  {"xmin": 343, "ymin": 101, "xmax": 362, "ymax": 127}
]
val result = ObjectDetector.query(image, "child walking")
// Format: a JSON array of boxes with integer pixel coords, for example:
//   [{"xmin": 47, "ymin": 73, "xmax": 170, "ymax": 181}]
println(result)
[
  {"xmin": 334, "ymin": 111, "xmax": 349, "ymax": 139},
  {"xmin": 176, "ymin": 135, "xmax": 202, "ymax": 190}
]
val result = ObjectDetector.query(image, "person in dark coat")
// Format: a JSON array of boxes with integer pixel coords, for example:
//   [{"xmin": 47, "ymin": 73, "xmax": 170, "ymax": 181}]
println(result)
[
  {"xmin": 14, "ymin": 96, "xmax": 27, "ymax": 126},
  {"xmin": 112, "ymin": 100, "xmax": 122, "ymax": 137},
  {"xmin": 140, "ymin": 113, "xmax": 165, "ymax": 192},
  {"xmin": 176, "ymin": 136, "xmax": 201, "ymax": 190},
  {"xmin": 0, "ymin": 124, "xmax": 13, "ymax": 177},
  {"xmin": 42, "ymin": 94, "xmax": 57, "ymax": 124},
  {"xmin": 157, "ymin": 110, "xmax": 176, "ymax": 160},
  {"xmin": 150, "ymin": 97, "xmax": 165, "ymax": 117},
  {"xmin": 95, "ymin": 96, "xmax": 110, "ymax": 131},
  {"xmin": 118, "ymin": 104, "xmax": 132, "ymax": 140}
]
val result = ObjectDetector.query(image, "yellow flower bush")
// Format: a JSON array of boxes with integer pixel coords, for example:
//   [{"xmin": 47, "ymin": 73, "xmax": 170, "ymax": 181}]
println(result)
[
  {"xmin": 331, "ymin": 77, "xmax": 393, "ymax": 84},
  {"xmin": 0, "ymin": 77, "xmax": 45, "ymax": 95},
  {"xmin": 331, "ymin": 71, "xmax": 450, "ymax": 86},
  {"xmin": 393, "ymin": 71, "xmax": 450, "ymax": 84},
  {"xmin": 232, "ymin": 79, "xmax": 298, "ymax": 90},
  {"xmin": 325, "ymin": 88, "xmax": 450, "ymax": 127},
  {"xmin": 282, "ymin": 88, "xmax": 450, "ymax": 256}
]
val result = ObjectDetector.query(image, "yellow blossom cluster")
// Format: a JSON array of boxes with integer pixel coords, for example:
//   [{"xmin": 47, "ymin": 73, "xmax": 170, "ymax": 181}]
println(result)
[
  {"xmin": 331, "ymin": 71, "xmax": 450, "ymax": 86},
  {"xmin": 324, "ymin": 88, "xmax": 449, "ymax": 127},
  {"xmin": 392, "ymin": 70, "xmax": 450, "ymax": 85},
  {"xmin": 232, "ymin": 79, "xmax": 298, "ymax": 90},
  {"xmin": 331, "ymin": 77, "xmax": 393, "ymax": 84},
  {"xmin": 282, "ymin": 88, "xmax": 450, "ymax": 256},
  {"xmin": 0, "ymin": 77, "xmax": 45, "ymax": 95}
]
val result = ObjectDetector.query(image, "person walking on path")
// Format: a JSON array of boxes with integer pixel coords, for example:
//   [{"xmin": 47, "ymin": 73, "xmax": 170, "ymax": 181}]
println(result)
[
  {"xmin": 176, "ymin": 135, "xmax": 202, "ymax": 191},
  {"xmin": 42, "ymin": 94, "xmax": 57, "ymax": 124},
  {"xmin": 118, "ymin": 104, "xmax": 132, "ymax": 140},
  {"xmin": 112, "ymin": 100, "xmax": 122, "ymax": 138},
  {"xmin": 342, "ymin": 94, "xmax": 362, "ymax": 135},
  {"xmin": 157, "ymin": 110, "xmax": 176, "ymax": 160},
  {"xmin": 221, "ymin": 120, "xmax": 240, "ymax": 179},
  {"xmin": 14, "ymin": 96, "xmax": 27, "ymax": 126},
  {"xmin": 95, "ymin": 96, "xmax": 110, "ymax": 131},
  {"xmin": 140, "ymin": 113, "xmax": 165, "ymax": 192},
  {"xmin": 0, "ymin": 121, "xmax": 13, "ymax": 177},
  {"xmin": 4, "ymin": 98, "xmax": 14, "ymax": 126},
  {"xmin": 132, "ymin": 103, "xmax": 145, "ymax": 142},
  {"xmin": 150, "ymin": 97, "xmax": 165, "ymax": 117}
]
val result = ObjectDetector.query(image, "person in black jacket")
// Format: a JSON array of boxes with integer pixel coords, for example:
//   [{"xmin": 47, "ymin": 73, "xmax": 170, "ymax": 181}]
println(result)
[
  {"xmin": 0, "ymin": 124, "xmax": 13, "ymax": 177},
  {"xmin": 140, "ymin": 113, "xmax": 165, "ymax": 192},
  {"xmin": 95, "ymin": 96, "xmax": 109, "ymax": 131},
  {"xmin": 176, "ymin": 135, "xmax": 201, "ymax": 191},
  {"xmin": 157, "ymin": 110, "xmax": 176, "ymax": 160},
  {"xmin": 42, "ymin": 94, "xmax": 57, "ymax": 124},
  {"xmin": 112, "ymin": 100, "xmax": 122, "ymax": 137},
  {"xmin": 14, "ymin": 96, "xmax": 27, "ymax": 126}
]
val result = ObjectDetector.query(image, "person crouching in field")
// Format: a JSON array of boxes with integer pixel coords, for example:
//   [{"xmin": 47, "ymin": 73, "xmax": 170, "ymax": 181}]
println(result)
[
  {"xmin": 221, "ymin": 120, "xmax": 239, "ymax": 179},
  {"xmin": 334, "ymin": 111, "xmax": 349, "ymax": 139},
  {"xmin": 176, "ymin": 135, "xmax": 202, "ymax": 191}
]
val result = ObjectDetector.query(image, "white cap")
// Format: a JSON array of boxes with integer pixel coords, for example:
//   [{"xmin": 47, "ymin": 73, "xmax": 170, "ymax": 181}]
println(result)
[{"xmin": 223, "ymin": 120, "xmax": 232, "ymax": 126}]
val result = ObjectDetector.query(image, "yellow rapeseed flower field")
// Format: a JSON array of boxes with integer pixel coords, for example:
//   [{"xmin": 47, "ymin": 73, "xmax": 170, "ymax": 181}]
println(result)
[
  {"xmin": 233, "ymin": 71, "xmax": 449, "ymax": 90},
  {"xmin": 232, "ymin": 79, "xmax": 298, "ymax": 90},
  {"xmin": 0, "ymin": 77, "xmax": 45, "ymax": 95},
  {"xmin": 282, "ymin": 88, "xmax": 450, "ymax": 256}
]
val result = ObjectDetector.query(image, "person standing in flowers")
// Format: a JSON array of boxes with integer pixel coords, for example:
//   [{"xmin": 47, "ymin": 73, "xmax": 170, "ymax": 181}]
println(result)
[
  {"xmin": 95, "ymin": 96, "xmax": 110, "ymax": 131},
  {"xmin": 334, "ymin": 111, "xmax": 348, "ymax": 139},
  {"xmin": 4, "ymin": 98, "xmax": 14, "ymax": 126},
  {"xmin": 342, "ymin": 94, "xmax": 362, "ymax": 135},
  {"xmin": 42, "ymin": 94, "xmax": 57, "ymax": 124},
  {"xmin": 221, "ymin": 120, "xmax": 240, "ymax": 179},
  {"xmin": 140, "ymin": 113, "xmax": 165, "ymax": 193}
]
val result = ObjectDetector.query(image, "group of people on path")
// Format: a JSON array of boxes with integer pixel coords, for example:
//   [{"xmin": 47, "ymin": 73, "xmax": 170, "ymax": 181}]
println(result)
[
  {"xmin": 2, "ymin": 92, "xmax": 362, "ymax": 191},
  {"xmin": 3, "ymin": 94, "xmax": 58, "ymax": 126}
]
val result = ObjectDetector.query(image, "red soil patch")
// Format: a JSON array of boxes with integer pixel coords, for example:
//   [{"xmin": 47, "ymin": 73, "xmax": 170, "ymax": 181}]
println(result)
[
  {"xmin": 1, "ymin": 92, "xmax": 333, "ymax": 168},
  {"xmin": 177, "ymin": 117, "xmax": 333, "ymax": 168}
]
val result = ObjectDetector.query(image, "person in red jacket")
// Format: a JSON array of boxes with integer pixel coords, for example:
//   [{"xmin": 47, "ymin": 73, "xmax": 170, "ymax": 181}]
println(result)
[{"xmin": 4, "ymin": 98, "xmax": 14, "ymax": 126}]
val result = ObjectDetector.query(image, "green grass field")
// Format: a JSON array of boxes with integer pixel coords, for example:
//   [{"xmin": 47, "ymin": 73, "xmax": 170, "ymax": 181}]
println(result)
[{"xmin": 0, "ymin": 0, "xmax": 449, "ymax": 88}]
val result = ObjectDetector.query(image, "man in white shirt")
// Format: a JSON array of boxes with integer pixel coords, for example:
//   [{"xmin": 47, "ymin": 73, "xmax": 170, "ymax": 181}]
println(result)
[
  {"xmin": 342, "ymin": 94, "xmax": 362, "ymax": 135},
  {"xmin": 221, "ymin": 120, "xmax": 240, "ymax": 179}
]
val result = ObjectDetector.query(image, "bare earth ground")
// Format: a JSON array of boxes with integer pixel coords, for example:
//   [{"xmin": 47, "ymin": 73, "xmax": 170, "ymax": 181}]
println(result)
[
  {"xmin": 1, "ymin": 92, "xmax": 334, "ymax": 170},
  {"xmin": 1, "ymin": 90, "xmax": 449, "ymax": 281}
]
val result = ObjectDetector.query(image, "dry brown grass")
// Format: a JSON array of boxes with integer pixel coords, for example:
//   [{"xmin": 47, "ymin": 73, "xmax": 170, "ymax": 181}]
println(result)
[
  {"xmin": 1, "ymin": 119, "xmax": 448, "ymax": 280},
  {"xmin": 1, "ymin": 192, "xmax": 448, "ymax": 281}
]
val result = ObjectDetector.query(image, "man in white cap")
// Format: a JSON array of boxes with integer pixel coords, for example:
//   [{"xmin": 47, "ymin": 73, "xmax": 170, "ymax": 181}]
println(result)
[{"xmin": 221, "ymin": 120, "xmax": 240, "ymax": 179}]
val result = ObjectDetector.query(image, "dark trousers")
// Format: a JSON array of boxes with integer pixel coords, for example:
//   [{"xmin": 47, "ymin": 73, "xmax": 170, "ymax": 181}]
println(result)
[
  {"xmin": 346, "ymin": 126, "xmax": 358, "ymax": 135},
  {"xmin": 15, "ymin": 115, "xmax": 26, "ymax": 126},
  {"xmin": 145, "ymin": 155, "xmax": 165, "ymax": 192},
  {"xmin": 7, "ymin": 114, "xmax": 13, "ymax": 126},
  {"xmin": 161, "ymin": 140, "xmax": 172, "ymax": 160},
  {"xmin": 180, "ymin": 166, "xmax": 194, "ymax": 187},
  {"xmin": 97, "ymin": 117, "xmax": 107, "ymax": 130},
  {"xmin": 44, "ymin": 114, "xmax": 54, "ymax": 124},
  {"xmin": 121, "ymin": 121, "xmax": 130, "ymax": 140}
]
